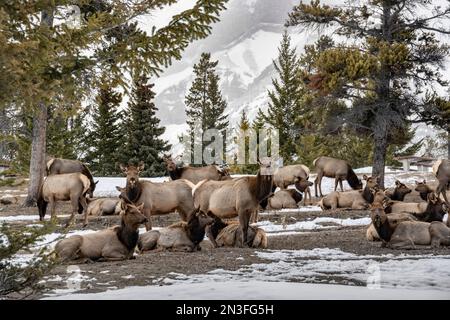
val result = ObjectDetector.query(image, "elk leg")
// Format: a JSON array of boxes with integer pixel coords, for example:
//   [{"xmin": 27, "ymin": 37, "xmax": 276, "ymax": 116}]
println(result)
[
  {"xmin": 143, "ymin": 207, "xmax": 153, "ymax": 231},
  {"xmin": 314, "ymin": 172, "xmax": 323, "ymax": 198},
  {"xmin": 80, "ymin": 197, "xmax": 89, "ymax": 227},
  {"xmin": 437, "ymin": 183, "xmax": 450, "ymax": 205},
  {"xmin": 67, "ymin": 195, "xmax": 78, "ymax": 227},
  {"xmin": 238, "ymin": 210, "xmax": 251, "ymax": 248},
  {"xmin": 205, "ymin": 225, "xmax": 219, "ymax": 248},
  {"xmin": 339, "ymin": 179, "xmax": 344, "ymax": 192},
  {"xmin": 334, "ymin": 178, "xmax": 339, "ymax": 192},
  {"xmin": 49, "ymin": 197, "xmax": 57, "ymax": 224}
]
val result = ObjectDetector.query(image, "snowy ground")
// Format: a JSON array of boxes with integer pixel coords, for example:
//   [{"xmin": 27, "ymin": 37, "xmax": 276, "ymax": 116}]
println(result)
[{"xmin": 43, "ymin": 248, "xmax": 450, "ymax": 299}]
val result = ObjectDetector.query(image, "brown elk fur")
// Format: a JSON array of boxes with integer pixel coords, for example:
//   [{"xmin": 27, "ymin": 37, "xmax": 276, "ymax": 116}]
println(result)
[
  {"xmin": 313, "ymin": 156, "xmax": 362, "ymax": 197},
  {"xmin": 210, "ymin": 220, "xmax": 268, "ymax": 249},
  {"xmin": 318, "ymin": 176, "xmax": 378, "ymax": 210},
  {"xmin": 385, "ymin": 180, "xmax": 412, "ymax": 201},
  {"xmin": 86, "ymin": 198, "xmax": 121, "ymax": 216},
  {"xmin": 119, "ymin": 163, "xmax": 196, "ymax": 230},
  {"xmin": 37, "ymin": 173, "xmax": 90, "ymax": 227},
  {"xmin": 163, "ymin": 155, "xmax": 230, "ymax": 184},
  {"xmin": 193, "ymin": 158, "xmax": 273, "ymax": 247},
  {"xmin": 434, "ymin": 159, "xmax": 450, "ymax": 205},
  {"xmin": 385, "ymin": 193, "xmax": 447, "ymax": 222},
  {"xmin": 138, "ymin": 211, "xmax": 214, "ymax": 252},
  {"xmin": 46, "ymin": 156, "xmax": 98, "ymax": 197},
  {"xmin": 55, "ymin": 201, "xmax": 147, "ymax": 262}
]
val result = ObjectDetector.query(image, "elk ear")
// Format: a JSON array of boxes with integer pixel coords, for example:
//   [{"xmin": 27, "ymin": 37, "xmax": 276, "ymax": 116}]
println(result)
[
  {"xmin": 363, "ymin": 174, "xmax": 368, "ymax": 180},
  {"xmin": 115, "ymin": 186, "xmax": 125, "ymax": 192},
  {"xmin": 137, "ymin": 161, "xmax": 145, "ymax": 172},
  {"xmin": 395, "ymin": 180, "xmax": 400, "ymax": 186},
  {"xmin": 415, "ymin": 180, "xmax": 419, "ymax": 185},
  {"xmin": 119, "ymin": 164, "xmax": 127, "ymax": 173},
  {"xmin": 423, "ymin": 180, "xmax": 426, "ymax": 184}
]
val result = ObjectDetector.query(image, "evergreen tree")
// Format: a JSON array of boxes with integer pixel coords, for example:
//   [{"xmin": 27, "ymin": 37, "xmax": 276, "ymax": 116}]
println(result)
[
  {"xmin": 185, "ymin": 52, "xmax": 229, "ymax": 164},
  {"xmin": 121, "ymin": 76, "xmax": 170, "ymax": 177},
  {"xmin": 85, "ymin": 86, "xmax": 123, "ymax": 176},
  {"xmin": 257, "ymin": 31, "xmax": 306, "ymax": 163},
  {"xmin": 0, "ymin": 0, "xmax": 227, "ymax": 205},
  {"xmin": 286, "ymin": 0, "xmax": 450, "ymax": 187}
]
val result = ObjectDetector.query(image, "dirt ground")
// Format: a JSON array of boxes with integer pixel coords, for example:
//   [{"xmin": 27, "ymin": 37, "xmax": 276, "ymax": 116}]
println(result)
[{"xmin": 1, "ymin": 182, "xmax": 449, "ymax": 299}]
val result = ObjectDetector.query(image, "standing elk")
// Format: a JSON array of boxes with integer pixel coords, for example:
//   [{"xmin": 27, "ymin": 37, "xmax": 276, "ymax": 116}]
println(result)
[
  {"xmin": 55, "ymin": 199, "xmax": 147, "ymax": 262},
  {"xmin": 193, "ymin": 158, "xmax": 273, "ymax": 247},
  {"xmin": 119, "ymin": 162, "xmax": 196, "ymax": 230},
  {"xmin": 313, "ymin": 156, "xmax": 362, "ymax": 197},
  {"xmin": 46, "ymin": 156, "xmax": 98, "ymax": 197},
  {"xmin": 37, "ymin": 173, "xmax": 91, "ymax": 227},
  {"xmin": 273, "ymin": 164, "xmax": 312, "ymax": 204},
  {"xmin": 433, "ymin": 159, "xmax": 450, "ymax": 205},
  {"xmin": 163, "ymin": 155, "xmax": 230, "ymax": 184}
]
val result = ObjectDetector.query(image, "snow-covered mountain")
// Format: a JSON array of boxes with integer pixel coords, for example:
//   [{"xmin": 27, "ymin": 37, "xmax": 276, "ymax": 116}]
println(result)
[{"xmin": 147, "ymin": 0, "xmax": 448, "ymax": 155}]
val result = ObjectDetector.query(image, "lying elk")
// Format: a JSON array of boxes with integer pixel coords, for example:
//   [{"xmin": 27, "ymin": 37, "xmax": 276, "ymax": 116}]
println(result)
[
  {"xmin": 46, "ymin": 156, "xmax": 98, "ymax": 197},
  {"xmin": 193, "ymin": 158, "xmax": 273, "ymax": 247},
  {"xmin": 273, "ymin": 164, "xmax": 312, "ymax": 204},
  {"xmin": 163, "ymin": 155, "xmax": 230, "ymax": 184},
  {"xmin": 86, "ymin": 198, "xmax": 121, "ymax": 216},
  {"xmin": 318, "ymin": 175, "xmax": 378, "ymax": 210},
  {"xmin": 385, "ymin": 193, "xmax": 448, "ymax": 223},
  {"xmin": 385, "ymin": 180, "xmax": 412, "ymax": 201},
  {"xmin": 370, "ymin": 203, "xmax": 450, "ymax": 249},
  {"xmin": 206, "ymin": 217, "xmax": 267, "ymax": 249},
  {"xmin": 119, "ymin": 162, "xmax": 195, "ymax": 230},
  {"xmin": 266, "ymin": 179, "xmax": 312, "ymax": 210},
  {"xmin": 415, "ymin": 180, "xmax": 450, "ymax": 202},
  {"xmin": 138, "ymin": 211, "xmax": 213, "ymax": 252},
  {"xmin": 37, "ymin": 173, "xmax": 90, "ymax": 227},
  {"xmin": 55, "ymin": 199, "xmax": 147, "ymax": 262},
  {"xmin": 313, "ymin": 156, "xmax": 363, "ymax": 198},
  {"xmin": 433, "ymin": 159, "xmax": 450, "ymax": 205}
]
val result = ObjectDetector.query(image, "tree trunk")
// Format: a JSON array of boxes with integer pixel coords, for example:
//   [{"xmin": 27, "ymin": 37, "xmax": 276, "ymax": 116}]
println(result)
[
  {"xmin": 447, "ymin": 129, "xmax": 450, "ymax": 160},
  {"xmin": 23, "ymin": 104, "xmax": 48, "ymax": 207},
  {"xmin": 372, "ymin": 129, "xmax": 388, "ymax": 189},
  {"xmin": 23, "ymin": 8, "xmax": 53, "ymax": 207}
]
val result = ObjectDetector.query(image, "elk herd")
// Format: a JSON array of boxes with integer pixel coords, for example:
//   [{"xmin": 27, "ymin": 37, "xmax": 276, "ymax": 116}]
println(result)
[{"xmin": 25, "ymin": 155, "xmax": 450, "ymax": 262}]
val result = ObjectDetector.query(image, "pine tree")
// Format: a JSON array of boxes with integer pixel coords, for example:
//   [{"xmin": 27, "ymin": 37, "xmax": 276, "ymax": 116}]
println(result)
[
  {"xmin": 286, "ymin": 1, "xmax": 450, "ymax": 187},
  {"xmin": 85, "ymin": 86, "xmax": 123, "ymax": 176},
  {"xmin": 185, "ymin": 53, "xmax": 229, "ymax": 164},
  {"xmin": 121, "ymin": 76, "xmax": 170, "ymax": 177},
  {"xmin": 1, "ymin": 0, "xmax": 227, "ymax": 206},
  {"xmin": 257, "ymin": 31, "xmax": 306, "ymax": 163}
]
